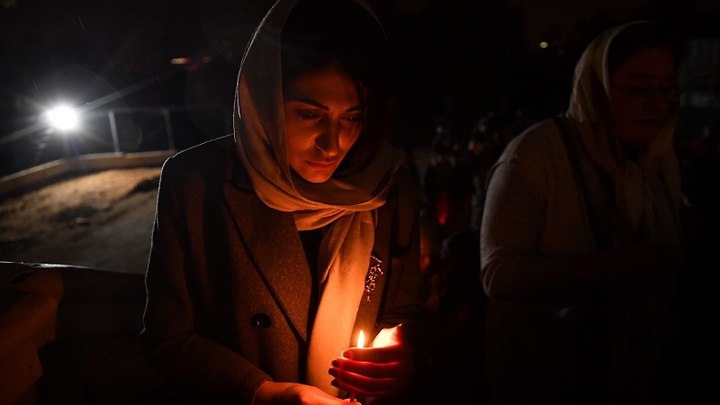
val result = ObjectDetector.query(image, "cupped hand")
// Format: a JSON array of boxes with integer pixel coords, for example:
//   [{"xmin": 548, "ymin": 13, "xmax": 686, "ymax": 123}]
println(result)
[{"xmin": 329, "ymin": 324, "xmax": 415, "ymax": 399}]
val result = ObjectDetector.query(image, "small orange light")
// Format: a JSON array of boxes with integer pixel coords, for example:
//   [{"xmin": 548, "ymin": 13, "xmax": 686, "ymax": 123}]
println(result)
[{"xmin": 357, "ymin": 330, "xmax": 365, "ymax": 348}]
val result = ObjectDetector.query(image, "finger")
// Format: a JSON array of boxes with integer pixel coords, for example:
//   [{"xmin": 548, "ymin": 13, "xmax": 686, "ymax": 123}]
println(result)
[
  {"xmin": 329, "ymin": 368, "xmax": 409, "ymax": 398},
  {"xmin": 331, "ymin": 358, "xmax": 410, "ymax": 379},
  {"xmin": 331, "ymin": 378, "xmax": 398, "ymax": 399},
  {"xmin": 342, "ymin": 344, "xmax": 411, "ymax": 363}
]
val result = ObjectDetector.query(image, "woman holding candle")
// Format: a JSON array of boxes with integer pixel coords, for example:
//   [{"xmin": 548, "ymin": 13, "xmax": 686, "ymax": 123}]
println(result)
[
  {"xmin": 480, "ymin": 22, "xmax": 683, "ymax": 404},
  {"xmin": 141, "ymin": 0, "xmax": 426, "ymax": 404}
]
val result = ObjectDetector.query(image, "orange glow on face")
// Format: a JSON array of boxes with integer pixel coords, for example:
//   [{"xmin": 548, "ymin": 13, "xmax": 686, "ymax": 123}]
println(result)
[{"xmin": 283, "ymin": 63, "xmax": 364, "ymax": 183}]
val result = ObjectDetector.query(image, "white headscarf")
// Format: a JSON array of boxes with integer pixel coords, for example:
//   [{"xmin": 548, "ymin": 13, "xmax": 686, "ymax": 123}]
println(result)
[
  {"xmin": 232, "ymin": 0, "xmax": 403, "ymax": 396},
  {"xmin": 566, "ymin": 21, "xmax": 682, "ymax": 238}
]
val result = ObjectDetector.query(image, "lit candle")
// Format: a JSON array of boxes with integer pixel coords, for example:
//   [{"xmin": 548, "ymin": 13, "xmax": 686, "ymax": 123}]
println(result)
[{"xmin": 350, "ymin": 330, "xmax": 365, "ymax": 403}]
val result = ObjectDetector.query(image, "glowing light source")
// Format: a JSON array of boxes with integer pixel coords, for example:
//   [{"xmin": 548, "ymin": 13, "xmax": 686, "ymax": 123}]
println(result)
[
  {"xmin": 46, "ymin": 105, "xmax": 79, "ymax": 131},
  {"xmin": 371, "ymin": 326, "xmax": 400, "ymax": 348},
  {"xmin": 170, "ymin": 57, "xmax": 192, "ymax": 65},
  {"xmin": 539, "ymin": 41, "xmax": 549, "ymax": 49},
  {"xmin": 348, "ymin": 330, "xmax": 365, "ymax": 403}
]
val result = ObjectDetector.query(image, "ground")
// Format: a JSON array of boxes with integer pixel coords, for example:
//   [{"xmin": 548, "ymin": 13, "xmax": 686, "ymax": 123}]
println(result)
[
  {"xmin": 0, "ymin": 168, "xmax": 161, "ymax": 275},
  {"xmin": 0, "ymin": 148, "xmax": 432, "ymax": 278}
]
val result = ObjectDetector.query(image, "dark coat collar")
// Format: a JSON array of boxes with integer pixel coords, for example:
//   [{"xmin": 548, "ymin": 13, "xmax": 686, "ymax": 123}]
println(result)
[
  {"xmin": 220, "ymin": 136, "xmax": 392, "ymax": 344},
  {"xmin": 222, "ymin": 150, "xmax": 313, "ymax": 343}
]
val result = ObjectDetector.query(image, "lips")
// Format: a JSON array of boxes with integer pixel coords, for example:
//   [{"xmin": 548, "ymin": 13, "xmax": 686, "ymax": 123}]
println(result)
[{"xmin": 306, "ymin": 160, "xmax": 337, "ymax": 169}]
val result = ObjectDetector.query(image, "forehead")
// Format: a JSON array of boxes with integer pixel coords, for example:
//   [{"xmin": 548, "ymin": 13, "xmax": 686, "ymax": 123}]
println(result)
[
  {"xmin": 283, "ymin": 64, "xmax": 366, "ymax": 109},
  {"xmin": 611, "ymin": 46, "xmax": 675, "ymax": 81},
  {"xmin": 289, "ymin": 66, "xmax": 350, "ymax": 86}
]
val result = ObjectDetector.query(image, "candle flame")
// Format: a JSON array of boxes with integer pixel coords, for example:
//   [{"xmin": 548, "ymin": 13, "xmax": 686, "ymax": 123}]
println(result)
[{"xmin": 357, "ymin": 330, "xmax": 365, "ymax": 348}]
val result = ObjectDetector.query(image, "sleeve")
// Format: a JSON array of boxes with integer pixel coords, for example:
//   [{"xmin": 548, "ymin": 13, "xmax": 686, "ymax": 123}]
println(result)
[
  {"xmin": 140, "ymin": 158, "xmax": 270, "ymax": 404},
  {"xmin": 480, "ymin": 158, "xmax": 602, "ymax": 307}
]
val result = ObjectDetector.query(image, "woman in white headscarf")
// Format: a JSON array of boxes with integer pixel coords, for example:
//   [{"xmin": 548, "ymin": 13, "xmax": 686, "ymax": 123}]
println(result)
[
  {"xmin": 141, "ymin": 1, "xmax": 426, "ymax": 403},
  {"xmin": 481, "ymin": 21, "xmax": 682, "ymax": 404}
]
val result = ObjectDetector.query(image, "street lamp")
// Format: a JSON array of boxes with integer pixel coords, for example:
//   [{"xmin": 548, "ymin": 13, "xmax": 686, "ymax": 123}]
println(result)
[
  {"xmin": 45, "ymin": 105, "xmax": 80, "ymax": 132},
  {"xmin": 45, "ymin": 104, "xmax": 82, "ymax": 158}
]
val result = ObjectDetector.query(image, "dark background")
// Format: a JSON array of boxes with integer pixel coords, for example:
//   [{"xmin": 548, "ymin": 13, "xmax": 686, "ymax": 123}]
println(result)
[{"xmin": 1, "ymin": 0, "xmax": 719, "ymax": 175}]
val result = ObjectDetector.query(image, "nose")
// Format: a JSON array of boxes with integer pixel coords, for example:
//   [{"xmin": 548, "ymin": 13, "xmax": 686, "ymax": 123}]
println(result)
[
  {"xmin": 642, "ymin": 92, "xmax": 670, "ymax": 115},
  {"xmin": 315, "ymin": 119, "xmax": 340, "ymax": 157}
]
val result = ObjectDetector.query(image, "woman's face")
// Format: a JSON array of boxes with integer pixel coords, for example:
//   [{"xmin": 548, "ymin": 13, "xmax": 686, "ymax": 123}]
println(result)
[
  {"xmin": 283, "ymin": 63, "xmax": 364, "ymax": 183},
  {"xmin": 609, "ymin": 46, "xmax": 676, "ymax": 149}
]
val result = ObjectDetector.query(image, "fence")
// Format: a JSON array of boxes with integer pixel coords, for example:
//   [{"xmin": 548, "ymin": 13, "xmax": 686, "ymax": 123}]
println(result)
[{"xmin": 1, "ymin": 105, "xmax": 232, "ymax": 180}]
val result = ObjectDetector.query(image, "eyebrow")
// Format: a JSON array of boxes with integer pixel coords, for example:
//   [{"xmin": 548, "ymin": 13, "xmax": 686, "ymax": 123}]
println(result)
[{"xmin": 289, "ymin": 97, "xmax": 365, "ymax": 112}]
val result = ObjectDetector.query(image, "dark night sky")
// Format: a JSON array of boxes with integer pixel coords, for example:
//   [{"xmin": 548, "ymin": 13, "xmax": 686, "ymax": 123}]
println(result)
[{"xmin": 1, "ymin": 0, "xmax": 719, "ymax": 148}]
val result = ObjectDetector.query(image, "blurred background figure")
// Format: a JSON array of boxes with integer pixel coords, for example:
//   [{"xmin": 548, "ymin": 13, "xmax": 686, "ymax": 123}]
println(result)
[
  {"xmin": 417, "ymin": 173, "xmax": 488, "ymax": 404},
  {"xmin": 480, "ymin": 21, "xmax": 684, "ymax": 404}
]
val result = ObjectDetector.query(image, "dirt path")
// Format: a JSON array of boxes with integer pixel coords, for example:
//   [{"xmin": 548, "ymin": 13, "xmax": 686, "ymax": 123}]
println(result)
[
  {"xmin": 0, "ymin": 168, "xmax": 161, "ymax": 275},
  {"xmin": 0, "ymin": 148, "xmax": 431, "ymax": 276}
]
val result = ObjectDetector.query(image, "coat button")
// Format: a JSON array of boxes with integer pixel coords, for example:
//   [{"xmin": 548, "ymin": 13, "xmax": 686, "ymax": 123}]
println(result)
[{"xmin": 250, "ymin": 313, "xmax": 272, "ymax": 328}]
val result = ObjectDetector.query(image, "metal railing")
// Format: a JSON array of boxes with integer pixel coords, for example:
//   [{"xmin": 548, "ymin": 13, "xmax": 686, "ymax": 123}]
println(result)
[{"xmin": 1, "ymin": 105, "xmax": 232, "ymax": 179}]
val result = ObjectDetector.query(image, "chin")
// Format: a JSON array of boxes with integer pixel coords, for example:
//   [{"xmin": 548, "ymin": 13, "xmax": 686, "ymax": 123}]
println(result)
[
  {"xmin": 306, "ymin": 177, "xmax": 331, "ymax": 184},
  {"xmin": 621, "ymin": 128, "xmax": 657, "ymax": 150},
  {"xmin": 299, "ymin": 172, "xmax": 333, "ymax": 184}
]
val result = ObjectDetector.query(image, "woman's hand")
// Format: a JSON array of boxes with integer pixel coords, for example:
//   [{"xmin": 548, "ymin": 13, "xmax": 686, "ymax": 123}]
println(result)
[
  {"xmin": 329, "ymin": 324, "xmax": 415, "ymax": 400},
  {"xmin": 254, "ymin": 381, "xmax": 347, "ymax": 405}
]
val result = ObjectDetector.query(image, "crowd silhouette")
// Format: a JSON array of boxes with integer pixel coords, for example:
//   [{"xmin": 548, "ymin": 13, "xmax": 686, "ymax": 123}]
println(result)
[{"xmin": 412, "ymin": 36, "xmax": 719, "ymax": 402}]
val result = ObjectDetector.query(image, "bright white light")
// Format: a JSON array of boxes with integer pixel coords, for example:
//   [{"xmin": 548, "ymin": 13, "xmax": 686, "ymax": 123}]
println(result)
[
  {"xmin": 357, "ymin": 330, "xmax": 365, "ymax": 348},
  {"xmin": 170, "ymin": 57, "xmax": 192, "ymax": 65},
  {"xmin": 46, "ymin": 105, "xmax": 79, "ymax": 131},
  {"xmin": 539, "ymin": 41, "xmax": 549, "ymax": 49}
]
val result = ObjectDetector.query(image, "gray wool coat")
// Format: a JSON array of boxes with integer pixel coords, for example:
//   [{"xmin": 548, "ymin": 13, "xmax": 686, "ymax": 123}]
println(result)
[{"xmin": 141, "ymin": 135, "xmax": 425, "ymax": 404}]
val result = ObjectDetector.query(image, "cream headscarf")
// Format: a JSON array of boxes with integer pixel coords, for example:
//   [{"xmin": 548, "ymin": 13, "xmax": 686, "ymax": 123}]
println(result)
[
  {"xmin": 232, "ymin": 0, "xmax": 403, "ymax": 396},
  {"xmin": 566, "ymin": 21, "xmax": 682, "ymax": 239}
]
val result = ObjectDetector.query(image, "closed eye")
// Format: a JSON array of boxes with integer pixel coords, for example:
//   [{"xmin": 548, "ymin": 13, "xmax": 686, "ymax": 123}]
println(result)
[{"xmin": 296, "ymin": 109, "xmax": 323, "ymax": 120}]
